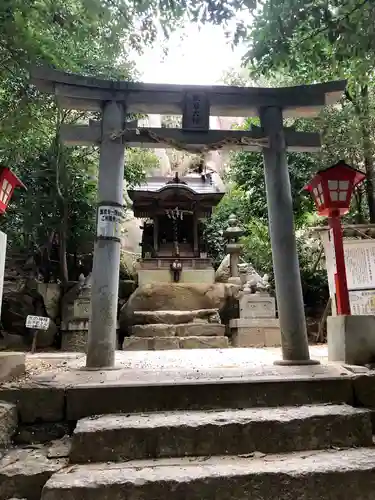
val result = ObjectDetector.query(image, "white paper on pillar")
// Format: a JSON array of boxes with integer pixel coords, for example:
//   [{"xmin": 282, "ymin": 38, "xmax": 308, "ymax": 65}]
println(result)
[
  {"xmin": 0, "ymin": 231, "xmax": 6, "ymax": 316},
  {"xmin": 97, "ymin": 205, "xmax": 125, "ymax": 239}
]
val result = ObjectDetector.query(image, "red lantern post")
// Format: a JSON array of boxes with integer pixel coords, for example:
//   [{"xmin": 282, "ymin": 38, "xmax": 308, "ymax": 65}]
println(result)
[
  {"xmin": 0, "ymin": 167, "xmax": 26, "ymax": 214},
  {"xmin": 305, "ymin": 161, "xmax": 365, "ymax": 315}
]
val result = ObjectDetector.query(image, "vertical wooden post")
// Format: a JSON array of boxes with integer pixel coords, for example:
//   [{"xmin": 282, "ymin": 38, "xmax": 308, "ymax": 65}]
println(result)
[
  {"xmin": 329, "ymin": 214, "xmax": 351, "ymax": 315},
  {"xmin": 260, "ymin": 106, "xmax": 317, "ymax": 365},
  {"xmin": 153, "ymin": 216, "xmax": 159, "ymax": 254},
  {"xmin": 86, "ymin": 101, "xmax": 125, "ymax": 369},
  {"xmin": 193, "ymin": 215, "xmax": 199, "ymax": 255}
]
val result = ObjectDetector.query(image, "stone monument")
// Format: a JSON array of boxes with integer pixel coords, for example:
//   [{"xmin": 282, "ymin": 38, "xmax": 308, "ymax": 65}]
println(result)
[
  {"xmin": 230, "ymin": 279, "xmax": 281, "ymax": 347},
  {"xmin": 60, "ymin": 274, "xmax": 92, "ymax": 351}
]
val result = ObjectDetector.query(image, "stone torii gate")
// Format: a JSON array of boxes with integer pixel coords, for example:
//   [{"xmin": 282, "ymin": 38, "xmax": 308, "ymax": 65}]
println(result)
[{"xmin": 31, "ymin": 67, "xmax": 346, "ymax": 369}]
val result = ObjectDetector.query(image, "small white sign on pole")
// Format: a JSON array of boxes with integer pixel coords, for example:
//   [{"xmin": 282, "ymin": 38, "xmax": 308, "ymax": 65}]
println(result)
[
  {"xmin": 97, "ymin": 205, "xmax": 125, "ymax": 239},
  {"xmin": 26, "ymin": 315, "xmax": 50, "ymax": 330}
]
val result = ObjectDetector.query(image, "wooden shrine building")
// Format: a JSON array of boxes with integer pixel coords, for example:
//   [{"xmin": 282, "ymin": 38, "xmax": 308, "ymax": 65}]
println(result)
[{"xmin": 128, "ymin": 171, "xmax": 225, "ymax": 285}]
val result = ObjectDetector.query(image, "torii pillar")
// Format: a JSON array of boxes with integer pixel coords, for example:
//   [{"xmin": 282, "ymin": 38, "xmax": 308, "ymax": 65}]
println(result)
[
  {"xmin": 260, "ymin": 107, "xmax": 318, "ymax": 365},
  {"xmin": 87, "ymin": 101, "xmax": 125, "ymax": 368}
]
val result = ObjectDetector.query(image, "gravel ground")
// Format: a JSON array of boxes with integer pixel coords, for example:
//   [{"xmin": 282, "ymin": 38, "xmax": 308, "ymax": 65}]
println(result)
[{"xmin": 3, "ymin": 345, "xmax": 331, "ymax": 387}]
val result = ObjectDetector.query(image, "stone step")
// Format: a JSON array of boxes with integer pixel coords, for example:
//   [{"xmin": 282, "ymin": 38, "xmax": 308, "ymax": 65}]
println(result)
[
  {"xmin": 69, "ymin": 404, "xmax": 372, "ymax": 463},
  {"xmin": 65, "ymin": 375, "xmax": 352, "ymax": 420},
  {"xmin": 0, "ymin": 401, "xmax": 17, "ymax": 448},
  {"xmin": 0, "ymin": 441, "xmax": 69, "ymax": 500},
  {"xmin": 42, "ymin": 448, "xmax": 375, "ymax": 500},
  {"xmin": 123, "ymin": 335, "xmax": 229, "ymax": 350},
  {"xmin": 132, "ymin": 309, "xmax": 220, "ymax": 325},
  {"xmin": 130, "ymin": 323, "xmax": 226, "ymax": 337}
]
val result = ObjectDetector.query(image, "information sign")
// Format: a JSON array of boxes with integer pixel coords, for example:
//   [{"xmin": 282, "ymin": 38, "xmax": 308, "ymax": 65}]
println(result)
[{"xmin": 97, "ymin": 205, "xmax": 124, "ymax": 239}]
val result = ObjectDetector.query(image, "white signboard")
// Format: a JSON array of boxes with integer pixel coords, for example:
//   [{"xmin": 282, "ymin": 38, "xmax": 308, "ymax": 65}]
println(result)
[
  {"xmin": 97, "ymin": 205, "xmax": 124, "ymax": 239},
  {"xmin": 344, "ymin": 240, "xmax": 375, "ymax": 290},
  {"xmin": 349, "ymin": 290, "xmax": 375, "ymax": 315},
  {"xmin": 321, "ymin": 233, "xmax": 375, "ymax": 316},
  {"xmin": 26, "ymin": 315, "xmax": 50, "ymax": 330}
]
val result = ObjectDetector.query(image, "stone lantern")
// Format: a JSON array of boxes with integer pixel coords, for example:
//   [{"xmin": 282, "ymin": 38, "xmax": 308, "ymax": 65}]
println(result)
[{"xmin": 223, "ymin": 214, "xmax": 244, "ymax": 285}]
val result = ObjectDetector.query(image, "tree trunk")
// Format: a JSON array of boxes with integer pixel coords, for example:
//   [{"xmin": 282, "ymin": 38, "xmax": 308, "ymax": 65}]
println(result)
[
  {"xmin": 53, "ymin": 108, "xmax": 69, "ymax": 286},
  {"xmin": 353, "ymin": 186, "xmax": 364, "ymax": 224},
  {"xmin": 352, "ymin": 86, "xmax": 375, "ymax": 222},
  {"xmin": 59, "ymin": 204, "xmax": 69, "ymax": 286}
]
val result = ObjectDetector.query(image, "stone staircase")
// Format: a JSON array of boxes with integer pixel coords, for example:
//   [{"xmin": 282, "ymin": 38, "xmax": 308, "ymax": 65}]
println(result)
[
  {"xmin": 43, "ymin": 403, "xmax": 375, "ymax": 499},
  {"xmin": 2, "ymin": 376, "xmax": 375, "ymax": 499},
  {"xmin": 123, "ymin": 308, "xmax": 229, "ymax": 350}
]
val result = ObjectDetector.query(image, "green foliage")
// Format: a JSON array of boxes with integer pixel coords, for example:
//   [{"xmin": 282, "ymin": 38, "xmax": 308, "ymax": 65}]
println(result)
[
  {"xmin": 204, "ymin": 139, "xmax": 329, "ymax": 309},
  {"xmin": 0, "ymin": 0, "xmax": 169, "ymax": 281},
  {"xmin": 204, "ymin": 186, "xmax": 252, "ymax": 267},
  {"xmin": 241, "ymin": 0, "xmax": 375, "ymax": 220},
  {"xmin": 125, "ymin": 148, "xmax": 159, "ymax": 187},
  {"xmin": 245, "ymin": 0, "xmax": 374, "ymax": 83},
  {"xmin": 229, "ymin": 150, "xmax": 319, "ymax": 227}
]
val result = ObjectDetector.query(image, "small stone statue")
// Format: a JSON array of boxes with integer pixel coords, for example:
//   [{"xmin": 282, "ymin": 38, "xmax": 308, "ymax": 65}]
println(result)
[
  {"xmin": 242, "ymin": 281, "xmax": 252, "ymax": 294},
  {"xmin": 78, "ymin": 272, "xmax": 92, "ymax": 294},
  {"xmin": 255, "ymin": 274, "xmax": 270, "ymax": 294}
]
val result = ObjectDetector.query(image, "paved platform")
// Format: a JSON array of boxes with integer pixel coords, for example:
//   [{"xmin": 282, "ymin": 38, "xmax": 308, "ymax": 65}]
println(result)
[{"xmin": 20, "ymin": 345, "xmax": 354, "ymax": 389}]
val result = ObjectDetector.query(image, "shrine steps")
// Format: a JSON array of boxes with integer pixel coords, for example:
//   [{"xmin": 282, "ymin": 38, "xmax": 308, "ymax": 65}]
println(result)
[
  {"xmin": 123, "ymin": 334, "xmax": 229, "ymax": 350},
  {"xmin": 41, "ymin": 448, "xmax": 375, "ymax": 500},
  {"xmin": 0, "ymin": 401, "xmax": 17, "ymax": 448},
  {"xmin": 123, "ymin": 311, "xmax": 229, "ymax": 350},
  {"xmin": 42, "ymin": 403, "xmax": 375, "ymax": 500},
  {"xmin": 69, "ymin": 404, "xmax": 371, "ymax": 463},
  {"xmin": 2, "ymin": 370, "xmax": 375, "ymax": 499}
]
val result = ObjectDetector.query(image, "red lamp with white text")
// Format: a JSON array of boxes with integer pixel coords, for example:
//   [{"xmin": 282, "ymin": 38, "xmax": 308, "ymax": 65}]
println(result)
[
  {"xmin": 305, "ymin": 161, "xmax": 366, "ymax": 315},
  {"xmin": 0, "ymin": 167, "xmax": 26, "ymax": 214}
]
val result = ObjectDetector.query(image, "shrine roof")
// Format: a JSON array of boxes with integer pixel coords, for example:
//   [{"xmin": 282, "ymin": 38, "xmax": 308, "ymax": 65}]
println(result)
[{"xmin": 128, "ymin": 174, "xmax": 225, "ymax": 198}]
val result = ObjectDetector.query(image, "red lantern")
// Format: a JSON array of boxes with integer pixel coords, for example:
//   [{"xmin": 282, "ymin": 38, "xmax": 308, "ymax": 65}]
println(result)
[
  {"xmin": 305, "ymin": 161, "xmax": 366, "ymax": 316},
  {"xmin": 0, "ymin": 167, "xmax": 26, "ymax": 214},
  {"xmin": 304, "ymin": 161, "xmax": 365, "ymax": 216}
]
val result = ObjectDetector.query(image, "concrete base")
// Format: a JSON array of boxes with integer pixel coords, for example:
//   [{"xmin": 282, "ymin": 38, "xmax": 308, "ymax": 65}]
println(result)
[
  {"xmin": 138, "ymin": 269, "xmax": 215, "ymax": 286},
  {"xmin": 230, "ymin": 318, "xmax": 281, "ymax": 347},
  {"xmin": 0, "ymin": 352, "xmax": 25, "ymax": 382},
  {"xmin": 327, "ymin": 315, "xmax": 375, "ymax": 365},
  {"xmin": 61, "ymin": 331, "xmax": 88, "ymax": 352},
  {"xmin": 228, "ymin": 276, "xmax": 242, "ymax": 286},
  {"xmin": 61, "ymin": 320, "xmax": 120, "ymax": 352}
]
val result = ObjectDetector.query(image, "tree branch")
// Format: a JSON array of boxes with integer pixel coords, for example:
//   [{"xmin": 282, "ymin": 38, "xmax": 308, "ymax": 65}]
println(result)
[{"xmin": 299, "ymin": 0, "xmax": 369, "ymax": 44}]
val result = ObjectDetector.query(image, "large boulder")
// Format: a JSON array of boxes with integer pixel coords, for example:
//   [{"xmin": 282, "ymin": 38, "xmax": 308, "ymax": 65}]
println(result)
[
  {"xmin": 119, "ymin": 283, "xmax": 240, "ymax": 334},
  {"xmin": 1, "ymin": 280, "xmax": 57, "ymax": 347}
]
